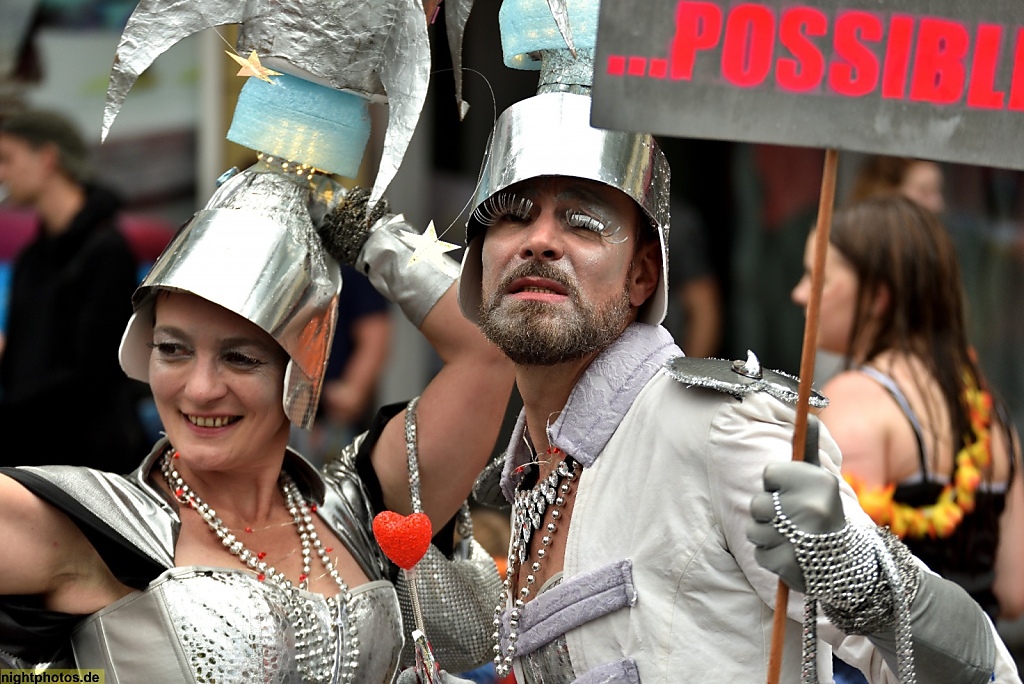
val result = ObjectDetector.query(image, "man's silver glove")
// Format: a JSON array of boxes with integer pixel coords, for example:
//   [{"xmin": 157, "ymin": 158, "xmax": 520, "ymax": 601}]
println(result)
[
  {"xmin": 749, "ymin": 462, "xmax": 925, "ymax": 683},
  {"xmin": 747, "ymin": 462, "xmax": 920, "ymax": 632},
  {"xmin": 748, "ymin": 461, "xmax": 846, "ymax": 593}
]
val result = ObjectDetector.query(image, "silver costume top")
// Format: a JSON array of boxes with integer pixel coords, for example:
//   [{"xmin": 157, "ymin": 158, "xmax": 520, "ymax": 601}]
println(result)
[
  {"xmin": 73, "ymin": 568, "xmax": 401, "ymax": 683},
  {"xmin": 516, "ymin": 574, "xmax": 574, "ymax": 684},
  {"xmin": 3, "ymin": 437, "xmax": 403, "ymax": 683}
]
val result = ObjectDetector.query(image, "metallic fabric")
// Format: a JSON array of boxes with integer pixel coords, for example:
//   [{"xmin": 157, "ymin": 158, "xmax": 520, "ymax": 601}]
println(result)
[
  {"xmin": 546, "ymin": 0, "xmax": 576, "ymax": 57},
  {"xmin": 307, "ymin": 437, "xmax": 393, "ymax": 583},
  {"xmin": 458, "ymin": 91, "xmax": 671, "ymax": 326},
  {"xmin": 772, "ymin": 496, "xmax": 921, "ymax": 684},
  {"xmin": 444, "ymin": 0, "xmax": 476, "ymax": 120},
  {"xmin": 471, "ymin": 454, "xmax": 509, "ymax": 509},
  {"xmin": 118, "ymin": 165, "xmax": 343, "ymax": 429},
  {"xmin": 395, "ymin": 539, "xmax": 502, "ymax": 673},
  {"xmin": 664, "ymin": 354, "xmax": 829, "ymax": 410},
  {"xmin": 24, "ymin": 438, "xmax": 400, "ymax": 682},
  {"xmin": 317, "ymin": 186, "xmax": 390, "ymax": 267},
  {"xmin": 355, "ymin": 214, "xmax": 458, "ymax": 327},
  {"xmin": 18, "ymin": 456, "xmax": 179, "ymax": 570},
  {"xmin": 516, "ymin": 576, "xmax": 576, "ymax": 684},
  {"xmin": 518, "ymin": 634, "xmax": 574, "ymax": 684},
  {"xmin": 72, "ymin": 568, "xmax": 402, "ymax": 684},
  {"xmin": 822, "ymin": 528, "xmax": 921, "ymax": 683},
  {"xmin": 537, "ymin": 49, "xmax": 594, "ymax": 94},
  {"xmin": 103, "ymin": 0, "xmax": 429, "ymax": 204},
  {"xmin": 25, "ymin": 437, "xmax": 390, "ymax": 592},
  {"xmin": 395, "ymin": 395, "xmax": 503, "ymax": 672}
]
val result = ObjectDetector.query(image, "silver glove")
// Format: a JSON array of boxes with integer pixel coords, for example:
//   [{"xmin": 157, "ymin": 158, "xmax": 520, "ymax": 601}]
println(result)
[
  {"xmin": 315, "ymin": 188, "xmax": 458, "ymax": 327},
  {"xmin": 748, "ymin": 462, "xmax": 1002, "ymax": 684},
  {"xmin": 747, "ymin": 461, "xmax": 847, "ymax": 594},
  {"xmin": 748, "ymin": 462, "xmax": 921, "ymax": 635},
  {"xmin": 355, "ymin": 214, "xmax": 458, "ymax": 327}
]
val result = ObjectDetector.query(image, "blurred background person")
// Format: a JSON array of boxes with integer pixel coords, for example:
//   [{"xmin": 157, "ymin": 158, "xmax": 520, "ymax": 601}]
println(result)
[
  {"xmin": 792, "ymin": 195, "xmax": 1024, "ymax": 682},
  {"xmin": 0, "ymin": 109, "xmax": 145, "ymax": 471},
  {"xmin": 666, "ymin": 198, "xmax": 723, "ymax": 358},
  {"xmin": 849, "ymin": 155, "xmax": 946, "ymax": 215},
  {"xmin": 807, "ymin": 154, "xmax": 951, "ymax": 386},
  {"xmin": 290, "ymin": 263, "xmax": 393, "ymax": 467}
]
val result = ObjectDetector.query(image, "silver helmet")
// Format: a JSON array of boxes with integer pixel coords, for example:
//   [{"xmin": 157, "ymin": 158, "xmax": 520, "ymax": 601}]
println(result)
[
  {"xmin": 457, "ymin": 90, "xmax": 670, "ymax": 327},
  {"xmin": 458, "ymin": 0, "xmax": 670, "ymax": 326},
  {"xmin": 119, "ymin": 166, "xmax": 342, "ymax": 429}
]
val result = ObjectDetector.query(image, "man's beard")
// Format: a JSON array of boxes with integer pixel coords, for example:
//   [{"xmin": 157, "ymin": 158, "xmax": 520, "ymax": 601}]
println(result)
[{"xmin": 479, "ymin": 262, "xmax": 633, "ymax": 366}]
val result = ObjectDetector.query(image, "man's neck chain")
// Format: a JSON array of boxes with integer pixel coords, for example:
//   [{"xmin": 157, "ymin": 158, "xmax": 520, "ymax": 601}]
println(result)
[{"xmin": 493, "ymin": 448, "xmax": 579, "ymax": 678}]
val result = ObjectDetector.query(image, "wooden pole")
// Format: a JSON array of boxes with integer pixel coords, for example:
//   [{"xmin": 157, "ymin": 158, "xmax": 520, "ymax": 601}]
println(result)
[{"xmin": 765, "ymin": 147, "xmax": 840, "ymax": 684}]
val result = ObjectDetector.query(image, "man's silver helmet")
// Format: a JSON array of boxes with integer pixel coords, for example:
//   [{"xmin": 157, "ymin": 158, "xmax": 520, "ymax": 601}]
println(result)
[{"xmin": 457, "ymin": 0, "xmax": 671, "ymax": 326}]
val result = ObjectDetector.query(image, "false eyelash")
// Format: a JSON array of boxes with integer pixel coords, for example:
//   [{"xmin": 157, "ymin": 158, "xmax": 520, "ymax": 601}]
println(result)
[
  {"xmin": 565, "ymin": 211, "xmax": 628, "ymax": 244},
  {"xmin": 472, "ymin": 193, "xmax": 534, "ymax": 227}
]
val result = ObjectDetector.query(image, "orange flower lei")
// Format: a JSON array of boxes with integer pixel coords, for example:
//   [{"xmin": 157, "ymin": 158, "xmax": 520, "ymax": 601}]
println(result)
[{"xmin": 844, "ymin": 376, "xmax": 993, "ymax": 539}]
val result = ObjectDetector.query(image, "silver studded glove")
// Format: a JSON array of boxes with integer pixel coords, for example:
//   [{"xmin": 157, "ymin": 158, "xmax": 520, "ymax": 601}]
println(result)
[
  {"xmin": 316, "ymin": 188, "xmax": 458, "ymax": 327},
  {"xmin": 749, "ymin": 462, "xmax": 920, "ymax": 683}
]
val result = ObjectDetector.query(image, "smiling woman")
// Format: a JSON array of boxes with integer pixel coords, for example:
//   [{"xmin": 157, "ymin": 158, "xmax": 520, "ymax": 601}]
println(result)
[
  {"xmin": 0, "ymin": 0, "xmax": 517, "ymax": 678},
  {"xmin": 147, "ymin": 292, "xmax": 293, "ymax": 473},
  {"xmin": 0, "ymin": 166, "xmax": 514, "ymax": 683}
]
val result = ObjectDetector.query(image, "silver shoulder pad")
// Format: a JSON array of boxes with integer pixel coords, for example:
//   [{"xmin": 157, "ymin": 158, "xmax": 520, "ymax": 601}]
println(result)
[
  {"xmin": 471, "ymin": 454, "xmax": 509, "ymax": 509},
  {"xmin": 664, "ymin": 352, "xmax": 828, "ymax": 409},
  {"xmin": 320, "ymin": 435, "xmax": 391, "ymax": 580}
]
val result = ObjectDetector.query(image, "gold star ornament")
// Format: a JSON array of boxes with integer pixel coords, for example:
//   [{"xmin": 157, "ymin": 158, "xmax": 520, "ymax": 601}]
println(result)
[
  {"xmin": 406, "ymin": 221, "xmax": 460, "ymax": 269},
  {"xmin": 226, "ymin": 50, "xmax": 283, "ymax": 83}
]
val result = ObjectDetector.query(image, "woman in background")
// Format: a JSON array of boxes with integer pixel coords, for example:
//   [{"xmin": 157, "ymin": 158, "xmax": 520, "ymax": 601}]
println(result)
[
  {"xmin": 792, "ymin": 195, "xmax": 1024, "ymax": 680},
  {"xmin": 849, "ymin": 155, "xmax": 946, "ymax": 215}
]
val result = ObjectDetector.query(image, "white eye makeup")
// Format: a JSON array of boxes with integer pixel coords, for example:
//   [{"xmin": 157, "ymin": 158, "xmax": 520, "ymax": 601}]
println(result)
[
  {"xmin": 148, "ymin": 329, "xmax": 277, "ymax": 373},
  {"xmin": 472, "ymin": 192, "xmax": 535, "ymax": 227},
  {"xmin": 564, "ymin": 208, "xmax": 627, "ymax": 244},
  {"xmin": 475, "ymin": 190, "xmax": 629, "ymax": 245}
]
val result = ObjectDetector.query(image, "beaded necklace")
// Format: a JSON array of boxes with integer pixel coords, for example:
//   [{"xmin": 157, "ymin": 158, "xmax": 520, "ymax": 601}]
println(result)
[
  {"xmin": 161, "ymin": 448, "xmax": 358, "ymax": 682},
  {"xmin": 493, "ymin": 448, "xmax": 579, "ymax": 678},
  {"xmin": 846, "ymin": 379, "xmax": 995, "ymax": 539}
]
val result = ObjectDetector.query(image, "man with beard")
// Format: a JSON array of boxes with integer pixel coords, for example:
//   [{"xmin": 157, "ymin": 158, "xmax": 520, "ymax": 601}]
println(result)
[
  {"xmin": 452, "ymin": 4, "xmax": 1019, "ymax": 680},
  {"xmin": 476, "ymin": 177, "xmax": 647, "ymax": 368}
]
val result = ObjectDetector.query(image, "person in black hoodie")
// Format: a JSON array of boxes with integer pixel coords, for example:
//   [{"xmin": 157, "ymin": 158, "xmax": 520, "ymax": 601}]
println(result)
[{"xmin": 0, "ymin": 110, "xmax": 145, "ymax": 472}]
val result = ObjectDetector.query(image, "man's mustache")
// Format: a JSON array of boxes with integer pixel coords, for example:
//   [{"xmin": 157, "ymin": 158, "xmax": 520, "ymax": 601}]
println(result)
[{"xmin": 497, "ymin": 262, "xmax": 578, "ymax": 300}]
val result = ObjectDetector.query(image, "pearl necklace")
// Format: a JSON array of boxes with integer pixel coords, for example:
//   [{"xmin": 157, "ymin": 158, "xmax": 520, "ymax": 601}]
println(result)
[
  {"xmin": 492, "ymin": 450, "xmax": 579, "ymax": 678},
  {"xmin": 161, "ymin": 448, "xmax": 358, "ymax": 682}
]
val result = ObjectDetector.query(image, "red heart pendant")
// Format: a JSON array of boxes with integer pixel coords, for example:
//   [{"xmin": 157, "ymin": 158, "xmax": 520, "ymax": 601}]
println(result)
[{"xmin": 372, "ymin": 511, "xmax": 433, "ymax": 570}]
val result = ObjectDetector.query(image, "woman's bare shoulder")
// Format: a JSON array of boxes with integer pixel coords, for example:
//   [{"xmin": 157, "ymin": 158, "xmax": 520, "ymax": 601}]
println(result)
[
  {"xmin": 0, "ymin": 474, "xmax": 130, "ymax": 611},
  {"xmin": 822, "ymin": 369, "xmax": 894, "ymax": 407}
]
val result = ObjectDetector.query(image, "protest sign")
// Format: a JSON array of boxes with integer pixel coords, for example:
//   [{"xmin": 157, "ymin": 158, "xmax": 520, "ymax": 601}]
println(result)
[{"xmin": 593, "ymin": 0, "xmax": 1024, "ymax": 169}]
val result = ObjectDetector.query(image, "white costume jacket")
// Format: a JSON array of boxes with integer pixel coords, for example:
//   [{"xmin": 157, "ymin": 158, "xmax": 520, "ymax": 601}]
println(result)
[{"xmin": 497, "ymin": 323, "xmax": 1019, "ymax": 684}]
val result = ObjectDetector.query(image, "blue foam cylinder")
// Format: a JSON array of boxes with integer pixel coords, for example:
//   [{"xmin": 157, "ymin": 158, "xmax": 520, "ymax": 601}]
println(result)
[
  {"xmin": 499, "ymin": 0, "xmax": 600, "ymax": 70},
  {"xmin": 227, "ymin": 72, "xmax": 371, "ymax": 178}
]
